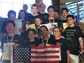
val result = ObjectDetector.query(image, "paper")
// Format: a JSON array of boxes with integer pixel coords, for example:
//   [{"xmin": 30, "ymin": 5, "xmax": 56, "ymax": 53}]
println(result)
[
  {"xmin": 26, "ymin": 24, "xmax": 36, "ymax": 30},
  {"xmin": 63, "ymin": 23, "xmax": 69, "ymax": 29},
  {"xmin": 40, "ymin": 24, "xmax": 50, "ymax": 29},
  {"xmin": 48, "ymin": 23, "xmax": 58, "ymax": 29},
  {"xmin": 2, "ymin": 43, "xmax": 14, "ymax": 60},
  {"xmin": 14, "ymin": 19, "xmax": 22, "ymax": 35}
]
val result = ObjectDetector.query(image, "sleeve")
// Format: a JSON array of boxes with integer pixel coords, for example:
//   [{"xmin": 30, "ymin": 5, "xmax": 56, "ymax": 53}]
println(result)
[{"xmin": 77, "ymin": 26, "xmax": 83, "ymax": 38}]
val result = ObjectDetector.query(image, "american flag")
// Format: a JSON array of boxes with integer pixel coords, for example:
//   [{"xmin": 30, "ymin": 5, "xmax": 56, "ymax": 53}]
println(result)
[{"xmin": 11, "ymin": 45, "xmax": 61, "ymax": 63}]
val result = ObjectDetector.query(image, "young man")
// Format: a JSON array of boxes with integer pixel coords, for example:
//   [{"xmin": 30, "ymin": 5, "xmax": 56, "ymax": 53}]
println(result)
[
  {"xmin": 60, "ymin": 8, "xmax": 69, "ymax": 33},
  {"xmin": 35, "ymin": 16, "xmax": 42, "ymax": 37},
  {"xmin": 1, "ymin": 20, "xmax": 23, "ymax": 63},
  {"xmin": 30, "ymin": 4, "xmax": 40, "ymax": 24},
  {"xmin": 65, "ymin": 15, "xmax": 84, "ymax": 63},
  {"xmin": 46, "ymin": 6, "xmax": 61, "ymax": 27},
  {"xmin": 38, "ymin": 3, "xmax": 49, "ymax": 24},
  {"xmin": 23, "ymin": 4, "xmax": 32, "ymax": 22},
  {"xmin": 54, "ymin": 10, "xmax": 60, "ymax": 20},
  {"xmin": 1, "ymin": 10, "xmax": 16, "ymax": 36}
]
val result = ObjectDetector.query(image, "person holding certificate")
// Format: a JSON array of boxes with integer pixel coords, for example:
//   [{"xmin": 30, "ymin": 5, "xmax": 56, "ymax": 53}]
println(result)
[{"xmin": 1, "ymin": 20, "xmax": 23, "ymax": 63}]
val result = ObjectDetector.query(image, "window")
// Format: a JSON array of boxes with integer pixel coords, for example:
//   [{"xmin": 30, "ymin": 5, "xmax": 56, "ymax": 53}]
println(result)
[
  {"xmin": 0, "ymin": 0, "xmax": 35, "ymax": 18},
  {"xmin": 65, "ymin": 1, "xmax": 84, "ymax": 21},
  {"xmin": 43, "ymin": 0, "xmax": 52, "ymax": 13}
]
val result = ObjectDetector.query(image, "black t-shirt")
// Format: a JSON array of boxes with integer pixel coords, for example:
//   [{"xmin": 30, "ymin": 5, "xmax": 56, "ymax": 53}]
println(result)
[
  {"xmin": 38, "ymin": 12, "xmax": 49, "ymax": 24},
  {"xmin": 60, "ymin": 20, "xmax": 67, "ymax": 29},
  {"xmin": 65, "ymin": 25, "xmax": 83, "ymax": 55},
  {"xmin": 1, "ymin": 34, "xmax": 24, "ymax": 51},
  {"xmin": 23, "ymin": 37, "xmax": 40, "ymax": 46},
  {"xmin": 49, "ymin": 38, "xmax": 69, "ymax": 63}
]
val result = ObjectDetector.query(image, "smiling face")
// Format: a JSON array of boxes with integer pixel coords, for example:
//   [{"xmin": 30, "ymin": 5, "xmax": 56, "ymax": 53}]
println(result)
[
  {"xmin": 40, "ymin": 27, "xmax": 48, "ymax": 37},
  {"xmin": 62, "ymin": 10, "xmax": 68, "ymax": 19},
  {"xmin": 10, "ymin": 13, "xmax": 15, "ymax": 21},
  {"xmin": 20, "ymin": 11, "xmax": 25, "ymax": 19},
  {"xmin": 28, "ymin": 31, "xmax": 35, "ymax": 40},
  {"xmin": 5, "ymin": 23, "xmax": 15, "ymax": 33},
  {"xmin": 53, "ymin": 28, "xmax": 61, "ymax": 37},
  {"xmin": 48, "ymin": 8, "xmax": 55, "ymax": 17}
]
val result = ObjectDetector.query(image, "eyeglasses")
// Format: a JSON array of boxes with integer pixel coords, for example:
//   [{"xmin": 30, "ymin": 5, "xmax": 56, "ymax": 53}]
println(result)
[
  {"xmin": 40, "ymin": 29, "xmax": 47, "ymax": 32},
  {"xmin": 53, "ymin": 31, "xmax": 60, "ymax": 32}
]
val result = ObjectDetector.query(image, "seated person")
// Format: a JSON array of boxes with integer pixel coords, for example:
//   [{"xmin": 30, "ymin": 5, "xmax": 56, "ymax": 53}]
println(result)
[
  {"xmin": 52, "ymin": 27, "xmax": 70, "ymax": 63},
  {"xmin": 1, "ymin": 20, "xmax": 23, "ymax": 63},
  {"xmin": 24, "ymin": 29, "xmax": 39, "ymax": 46}
]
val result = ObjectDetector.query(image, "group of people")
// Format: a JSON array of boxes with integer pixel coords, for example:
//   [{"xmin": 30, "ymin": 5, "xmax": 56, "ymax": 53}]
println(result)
[{"xmin": 1, "ymin": 3, "xmax": 84, "ymax": 63}]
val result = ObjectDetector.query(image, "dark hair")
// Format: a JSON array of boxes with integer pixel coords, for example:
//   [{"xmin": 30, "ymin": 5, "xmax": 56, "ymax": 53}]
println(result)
[
  {"xmin": 26, "ymin": 29, "xmax": 36, "ymax": 36},
  {"xmin": 61, "ymin": 8, "xmax": 68, "ymax": 14},
  {"xmin": 7, "ymin": 10, "xmax": 16, "ymax": 19},
  {"xmin": 23, "ymin": 4, "xmax": 28, "ymax": 8},
  {"xmin": 39, "ymin": 3, "xmax": 46, "ymax": 7},
  {"xmin": 35, "ymin": 15, "xmax": 42, "ymax": 20},
  {"xmin": 40, "ymin": 26, "xmax": 48, "ymax": 31},
  {"xmin": 6, "ymin": 20, "xmax": 15, "ymax": 27},
  {"xmin": 31, "ymin": 4, "xmax": 38, "ymax": 9},
  {"xmin": 55, "ymin": 10, "xmax": 60, "ymax": 15},
  {"xmin": 66, "ymin": 15, "xmax": 75, "ymax": 19},
  {"xmin": 18, "ymin": 10, "xmax": 26, "ymax": 19},
  {"xmin": 47, "ymin": 6, "xmax": 55, "ymax": 12},
  {"xmin": 53, "ymin": 27, "xmax": 62, "ymax": 32}
]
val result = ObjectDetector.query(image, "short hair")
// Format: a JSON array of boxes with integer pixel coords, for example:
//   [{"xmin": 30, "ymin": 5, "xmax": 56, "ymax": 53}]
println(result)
[
  {"xmin": 7, "ymin": 10, "xmax": 16, "ymax": 19},
  {"xmin": 47, "ymin": 6, "xmax": 55, "ymax": 12},
  {"xmin": 66, "ymin": 15, "xmax": 75, "ymax": 19},
  {"xmin": 26, "ymin": 29, "xmax": 36, "ymax": 36},
  {"xmin": 23, "ymin": 4, "xmax": 28, "ymax": 8},
  {"xmin": 55, "ymin": 10, "xmax": 60, "ymax": 15},
  {"xmin": 31, "ymin": 4, "xmax": 38, "ymax": 9},
  {"xmin": 18, "ymin": 10, "xmax": 26, "ymax": 19},
  {"xmin": 39, "ymin": 3, "xmax": 46, "ymax": 7},
  {"xmin": 53, "ymin": 27, "xmax": 62, "ymax": 32},
  {"xmin": 35, "ymin": 15, "xmax": 42, "ymax": 20},
  {"xmin": 6, "ymin": 20, "xmax": 15, "ymax": 27},
  {"xmin": 61, "ymin": 8, "xmax": 68, "ymax": 14},
  {"xmin": 40, "ymin": 26, "xmax": 48, "ymax": 31}
]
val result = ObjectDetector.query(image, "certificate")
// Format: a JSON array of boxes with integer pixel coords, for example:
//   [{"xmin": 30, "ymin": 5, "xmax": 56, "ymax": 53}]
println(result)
[
  {"xmin": 2, "ymin": 43, "xmax": 14, "ymax": 60},
  {"xmin": 63, "ymin": 23, "xmax": 69, "ymax": 29},
  {"xmin": 14, "ymin": 19, "xmax": 22, "ymax": 35},
  {"xmin": 26, "ymin": 24, "xmax": 36, "ymax": 30}
]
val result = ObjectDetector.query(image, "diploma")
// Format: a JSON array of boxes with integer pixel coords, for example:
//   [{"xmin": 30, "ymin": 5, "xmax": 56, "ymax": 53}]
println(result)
[
  {"xmin": 14, "ymin": 19, "xmax": 22, "ymax": 35},
  {"xmin": 63, "ymin": 23, "xmax": 69, "ymax": 29},
  {"xmin": 26, "ymin": 24, "xmax": 36, "ymax": 30},
  {"xmin": 2, "ymin": 43, "xmax": 14, "ymax": 60}
]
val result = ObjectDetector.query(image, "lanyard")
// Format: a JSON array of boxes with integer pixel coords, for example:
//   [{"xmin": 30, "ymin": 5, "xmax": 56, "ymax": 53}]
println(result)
[
  {"xmin": 7, "ymin": 34, "xmax": 14, "ymax": 43},
  {"xmin": 42, "ymin": 38, "xmax": 48, "ymax": 46},
  {"xmin": 48, "ymin": 18, "xmax": 55, "ymax": 27}
]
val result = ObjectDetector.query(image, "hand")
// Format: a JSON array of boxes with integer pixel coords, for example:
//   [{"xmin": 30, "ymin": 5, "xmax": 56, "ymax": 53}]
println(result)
[
  {"xmin": 67, "ymin": 61, "xmax": 69, "ymax": 63},
  {"xmin": 14, "ymin": 43, "xmax": 20, "ymax": 48},
  {"xmin": 56, "ymin": 42, "xmax": 61, "ymax": 47},
  {"xmin": 60, "ymin": 35, "xmax": 65, "ymax": 39},
  {"xmin": 81, "ymin": 49, "xmax": 84, "ymax": 54},
  {"xmin": 2, "ymin": 50, "xmax": 5, "ymax": 53},
  {"xmin": 19, "ymin": 28, "xmax": 24, "ymax": 32},
  {"xmin": 38, "ymin": 43, "xmax": 44, "ymax": 47}
]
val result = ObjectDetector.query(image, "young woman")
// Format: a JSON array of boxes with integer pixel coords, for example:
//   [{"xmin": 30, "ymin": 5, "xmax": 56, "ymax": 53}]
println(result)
[
  {"xmin": 53, "ymin": 27, "xmax": 70, "ymax": 63},
  {"xmin": 24, "ymin": 29, "xmax": 39, "ymax": 46}
]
